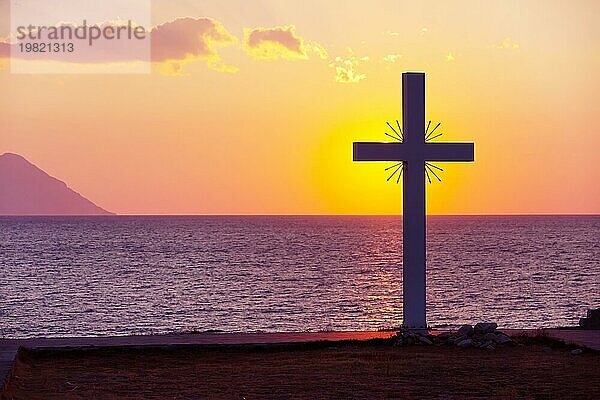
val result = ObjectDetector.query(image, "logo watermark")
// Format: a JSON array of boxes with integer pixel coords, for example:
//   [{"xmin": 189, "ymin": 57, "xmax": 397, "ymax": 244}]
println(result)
[{"xmin": 10, "ymin": 0, "xmax": 151, "ymax": 74}]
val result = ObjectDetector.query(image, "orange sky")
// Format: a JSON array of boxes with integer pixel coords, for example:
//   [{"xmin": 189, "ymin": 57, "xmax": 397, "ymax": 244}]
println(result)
[{"xmin": 0, "ymin": 0, "xmax": 598, "ymax": 214}]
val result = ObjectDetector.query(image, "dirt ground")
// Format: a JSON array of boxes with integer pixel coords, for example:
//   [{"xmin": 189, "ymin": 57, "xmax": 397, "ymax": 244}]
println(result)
[{"xmin": 2, "ymin": 339, "xmax": 599, "ymax": 399}]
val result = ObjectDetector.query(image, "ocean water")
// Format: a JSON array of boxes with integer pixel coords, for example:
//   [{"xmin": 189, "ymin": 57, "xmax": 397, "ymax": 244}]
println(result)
[{"xmin": 0, "ymin": 216, "xmax": 598, "ymax": 338}]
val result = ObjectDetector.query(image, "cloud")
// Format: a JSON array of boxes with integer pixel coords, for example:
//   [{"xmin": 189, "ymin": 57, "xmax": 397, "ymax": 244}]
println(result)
[
  {"xmin": 0, "ymin": 40, "xmax": 7, "ymax": 70},
  {"xmin": 383, "ymin": 30, "xmax": 400, "ymax": 37},
  {"xmin": 0, "ymin": 18, "xmax": 332, "ymax": 75},
  {"xmin": 328, "ymin": 49, "xmax": 367, "ymax": 83},
  {"xmin": 244, "ymin": 25, "xmax": 305, "ymax": 60},
  {"xmin": 243, "ymin": 25, "xmax": 326, "ymax": 61},
  {"xmin": 2, "ymin": 21, "xmax": 151, "ymax": 65},
  {"xmin": 308, "ymin": 42, "xmax": 329, "ymax": 60},
  {"xmin": 151, "ymin": 17, "xmax": 238, "ymax": 74},
  {"xmin": 383, "ymin": 54, "xmax": 402, "ymax": 63},
  {"xmin": 0, "ymin": 41, "xmax": 8, "ymax": 58},
  {"xmin": 496, "ymin": 37, "xmax": 520, "ymax": 49},
  {"xmin": 0, "ymin": 18, "xmax": 239, "ymax": 75}
]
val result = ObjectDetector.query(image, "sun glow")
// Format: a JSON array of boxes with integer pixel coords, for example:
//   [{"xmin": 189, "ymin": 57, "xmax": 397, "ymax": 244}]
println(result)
[{"xmin": 0, "ymin": 0, "xmax": 598, "ymax": 214}]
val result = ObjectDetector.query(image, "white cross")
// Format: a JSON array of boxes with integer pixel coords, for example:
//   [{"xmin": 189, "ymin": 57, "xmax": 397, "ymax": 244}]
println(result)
[{"xmin": 353, "ymin": 72, "xmax": 475, "ymax": 329}]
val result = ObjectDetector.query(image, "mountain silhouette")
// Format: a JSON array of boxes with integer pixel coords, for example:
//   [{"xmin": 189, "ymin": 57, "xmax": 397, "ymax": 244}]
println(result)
[{"xmin": 0, "ymin": 153, "xmax": 113, "ymax": 215}]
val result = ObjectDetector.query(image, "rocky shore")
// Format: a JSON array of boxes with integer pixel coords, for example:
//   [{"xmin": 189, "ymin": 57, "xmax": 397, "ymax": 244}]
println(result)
[{"xmin": 395, "ymin": 323, "xmax": 513, "ymax": 350}]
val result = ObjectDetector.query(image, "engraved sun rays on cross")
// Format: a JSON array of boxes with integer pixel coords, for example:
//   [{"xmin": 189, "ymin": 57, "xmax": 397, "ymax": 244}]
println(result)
[{"xmin": 384, "ymin": 120, "xmax": 445, "ymax": 184}]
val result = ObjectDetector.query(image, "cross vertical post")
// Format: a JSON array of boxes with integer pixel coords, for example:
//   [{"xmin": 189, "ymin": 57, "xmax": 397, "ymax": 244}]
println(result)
[{"xmin": 402, "ymin": 73, "xmax": 427, "ymax": 329}]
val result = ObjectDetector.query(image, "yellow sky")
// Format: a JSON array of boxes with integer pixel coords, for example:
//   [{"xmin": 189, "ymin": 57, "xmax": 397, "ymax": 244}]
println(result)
[{"xmin": 0, "ymin": 0, "xmax": 598, "ymax": 214}]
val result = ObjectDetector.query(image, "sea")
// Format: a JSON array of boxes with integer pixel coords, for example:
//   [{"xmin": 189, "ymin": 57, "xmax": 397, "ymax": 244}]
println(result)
[{"xmin": 0, "ymin": 216, "xmax": 598, "ymax": 338}]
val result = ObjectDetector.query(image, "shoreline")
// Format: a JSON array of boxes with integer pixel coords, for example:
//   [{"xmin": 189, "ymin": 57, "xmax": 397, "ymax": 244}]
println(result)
[
  {"xmin": 2, "ymin": 327, "xmax": 598, "ymax": 348},
  {"xmin": 2, "ymin": 331, "xmax": 599, "ymax": 399},
  {"xmin": 2, "ymin": 329, "xmax": 599, "ymax": 392}
]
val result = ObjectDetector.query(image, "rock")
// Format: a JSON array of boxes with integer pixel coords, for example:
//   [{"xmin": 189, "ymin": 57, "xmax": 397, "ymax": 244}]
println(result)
[
  {"xmin": 457, "ymin": 339, "xmax": 473, "ymax": 348},
  {"xmin": 394, "ymin": 330, "xmax": 439, "ymax": 346},
  {"xmin": 579, "ymin": 308, "xmax": 600, "ymax": 329},
  {"xmin": 579, "ymin": 318, "xmax": 592, "ymax": 329},
  {"xmin": 570, "ymin": 349, "xmax": 583, "ymax": 355},
  {"xmin": 587, "ymin": 308, "xmax": 600, "ymax": 320},
  {"xmin": 418, "ymin": 336, "xmax": 433, "ymax": 345},
  {"xmin": 484, "ymin": 342, "xmax": 496, "ymax": 350},
  {"xmin": 437, "ymin": 332, "xmax": 452, "ymax": 340},
  {"xmin": 474, "ymin": 322, "xmax": 498, "ymax": 334},
  {"xmin": 450, "ymin": 334, "xmax": 466, "ymax": 344},
  {"xmin": 457, "ymin": 324, "xmax": 474, "ymax": 337},
  {"xmin": 493, "ymin": 333, "xmax": 512, "ymax": 345},
  {"xmin": 483, "ymin": 332, "xmax": 497, "ymax": 342}
]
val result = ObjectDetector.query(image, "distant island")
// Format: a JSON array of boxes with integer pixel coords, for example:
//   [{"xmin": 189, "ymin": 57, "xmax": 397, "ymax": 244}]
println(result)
[{"xmin": 0, "ymin": 152, "xmax": 113, "ymax": 215}]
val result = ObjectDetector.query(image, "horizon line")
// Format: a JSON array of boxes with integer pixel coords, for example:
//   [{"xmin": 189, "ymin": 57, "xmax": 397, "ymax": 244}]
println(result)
[{"xmin": 1, "ymin": 213, "xmax": 599, "ymax": 217}]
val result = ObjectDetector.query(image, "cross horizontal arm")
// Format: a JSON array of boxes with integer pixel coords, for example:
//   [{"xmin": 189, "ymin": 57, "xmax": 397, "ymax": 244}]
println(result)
[
  {"xmin": 353, "ymin": 142, "xmax": 409, "ymax": 161},
  {"xmin": 424, "ymin": 143, "xmax": 474, "ymax": 162}
]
